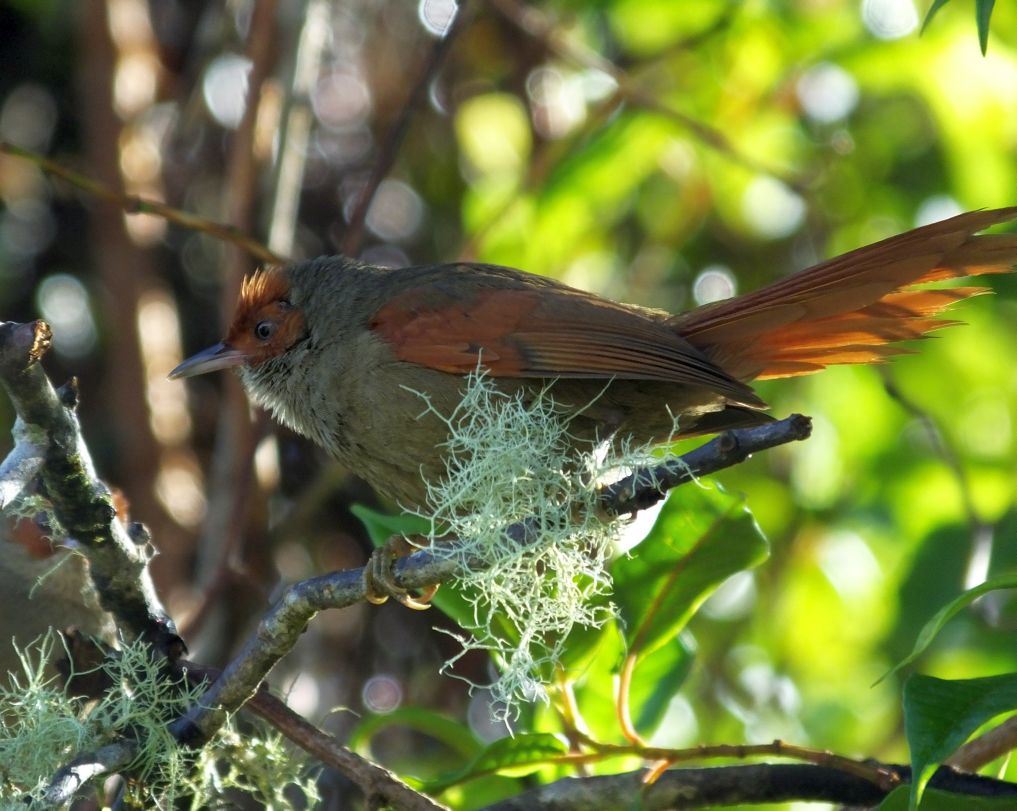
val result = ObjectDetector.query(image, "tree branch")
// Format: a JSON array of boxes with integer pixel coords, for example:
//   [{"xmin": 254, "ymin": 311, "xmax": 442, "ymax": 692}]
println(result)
[
  {"xmin": 0, "ymin": 320, "xmax": 179, "ymax": 653},
  {"xmin": 0, "ymin": 141, "xmax": 287, "ymax": 267},
  {"xmin": 478, "ymin": 762, "xmax": 1017, "ymax": 810},
  {"xmin": 170, "ymin": 414, "xmax": 811, "ymax": 742},
  {"xmin": 248, "ymin": 688, "xmax": 449, "ymax": 811}
]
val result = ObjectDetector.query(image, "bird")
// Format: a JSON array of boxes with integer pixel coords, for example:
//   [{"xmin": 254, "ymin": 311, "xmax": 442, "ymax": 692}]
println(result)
[{"xmin": 171, "ymin": 207, "xmax": 1017, "ymax": 604}]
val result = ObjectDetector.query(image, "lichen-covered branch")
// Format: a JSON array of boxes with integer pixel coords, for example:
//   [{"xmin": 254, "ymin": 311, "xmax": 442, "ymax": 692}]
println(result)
[
  {"xmin": 248, "ymin": 688, "xmax": 450, "ymax": 811},
  {"xmin": 171, "ymin": 414, "xmax": 811, "ymax": 741},
  {"xmin": 601, "ymin": 414, "xmax": 813, "ymax": 516},
  {"xmin": 0, "ymin": 320, "xmax": 178, "ymax": 653},
  {"xmin": 0, "ymin": 417, "xmax": 46, "ymax": 509}
]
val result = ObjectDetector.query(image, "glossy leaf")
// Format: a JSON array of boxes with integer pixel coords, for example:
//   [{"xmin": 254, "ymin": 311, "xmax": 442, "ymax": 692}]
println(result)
[
  {"xmin": 879, "ymin": 573, "xmax": 1017, "ymax": 684},
  {"xmin": 612, "ymin": 483, "xmax": 769, "ymax": 658},
  {"xmin": 347, "ymin": 706, "xmax": 481, "ymax": 762},
  {"xmin": 903, "ymin": 672, "xmax": 1017, "ymax": 807},
  {"xmin": 626, "ymin": 632, "xmax": 696, "ymax": 734},
  {"xmin": 350, "ymin": 503, "xmax": 432, "ymax": 546},
  {"xmin": 423, "ymin": 733, "xmax": 569, "ymax": 792},
  {"xmin": 977, "ymin": 0, "xmax": 997, "ymax": 53}
]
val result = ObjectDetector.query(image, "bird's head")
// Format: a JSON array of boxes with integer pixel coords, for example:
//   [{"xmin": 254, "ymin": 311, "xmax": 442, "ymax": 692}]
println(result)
[{"xmin": 169, "ymin": 267, "xmax": 307, "ymax": 380}]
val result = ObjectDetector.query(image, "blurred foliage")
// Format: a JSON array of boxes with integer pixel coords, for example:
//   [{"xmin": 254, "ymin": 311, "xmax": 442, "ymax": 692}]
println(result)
[{"xmin": 1, "ymin": 0, "xmax": 1016, "ymax": 808}]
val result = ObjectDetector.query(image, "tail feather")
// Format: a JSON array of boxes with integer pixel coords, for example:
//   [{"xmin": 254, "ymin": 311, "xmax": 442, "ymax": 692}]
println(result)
[{"xmin": 673, "ymin": 208, "xmax": 1017, "ymax": 381}]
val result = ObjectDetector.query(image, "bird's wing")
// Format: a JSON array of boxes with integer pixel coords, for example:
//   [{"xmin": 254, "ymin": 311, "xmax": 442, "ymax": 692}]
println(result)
[{"xmin": 370, "ymin": 273, "xmax": 763, "ymax": 407}]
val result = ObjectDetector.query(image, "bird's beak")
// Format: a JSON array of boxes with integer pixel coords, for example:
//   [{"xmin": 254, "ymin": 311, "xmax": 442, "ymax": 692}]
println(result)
[{"xmin": 169, "ymin": 342, "xmax": 249, "ymax": 379}]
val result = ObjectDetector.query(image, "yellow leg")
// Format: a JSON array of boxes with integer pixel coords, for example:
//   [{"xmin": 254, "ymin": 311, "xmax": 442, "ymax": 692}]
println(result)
[{"xmin": 362, "ymin": 535, "xmax": 439, "ymax": 610}]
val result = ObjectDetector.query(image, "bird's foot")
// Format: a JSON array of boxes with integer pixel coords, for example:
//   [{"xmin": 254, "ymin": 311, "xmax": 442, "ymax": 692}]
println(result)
[{"xmin": 363, "ymin": 534, "xmax": 438, "ymax": 610}]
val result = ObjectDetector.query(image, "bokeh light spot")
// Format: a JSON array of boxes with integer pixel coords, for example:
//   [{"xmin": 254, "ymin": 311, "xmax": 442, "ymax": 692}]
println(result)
[
  {"xmin": 418, "ymin": 0, "xmax": 457, "ymax": 36},
  {"xmin": 362, "ymin": 674, "xmax": 403, "ymax": 714},
  {"xmin": 818, "ymin": 531, "xmax": 882, "ymax": 600},
  {"xmin": 312, "ymin": 71, "xmax": 371, "ymax": 130},
  {"xmin": 862, "ymin": 0, "xmax": 919, "ymax": 40},
  {"xmin": 155, "ymin": 460, "xmax": 207, "ymax": 527},
  {"xmin": 692, "ymin": 265, "xmax": 736, "ymax": 305},
  {"xmin": 1, "ymin": 199, "xmax": 56, "ymax": 259},
  {"xmin": 0, "ymin": 84, "xmax": 57, "ymax": 151},
  {"xmin": 455, "ymin": 94, "xmax": 532, "ymax": 179},
  {"xmin": 915, "ymin": 194, "xmax": 962, "ymax": 226},
  {"xmin": 701, "ymin": 571, "xmax": 758, "ymax": 621},
  {"xmin": 202, "ymin": 54, "xmax": 252, "ymax": 129},
  {"xmin": 741, "ymin": 176, "xmax": 806, "ymax": 239},
  {"xmin": 796, "ymin": 63, "xmax": 859, "ymax": 124},
  {"xmin": 365, "ymin": 179, "xmax": 424, "ymax": 242},
  {"xmin": 36, "ymin": 274, "xmax": 97, "ymax": 359}
]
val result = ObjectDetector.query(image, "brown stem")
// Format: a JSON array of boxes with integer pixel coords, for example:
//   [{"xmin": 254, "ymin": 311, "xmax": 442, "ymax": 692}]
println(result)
[{"xmin": 248, "ymin": 689, "xmax": 449, "ymax": 811}]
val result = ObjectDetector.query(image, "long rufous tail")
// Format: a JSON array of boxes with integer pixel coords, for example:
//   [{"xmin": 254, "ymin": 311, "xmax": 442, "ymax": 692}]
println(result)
[{"xmin": 673, "ymin": 208, "xmax": 1017, "ymax": 381}]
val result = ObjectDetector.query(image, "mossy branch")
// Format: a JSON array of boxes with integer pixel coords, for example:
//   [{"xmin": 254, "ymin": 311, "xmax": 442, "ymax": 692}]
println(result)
[{"xmin": 0, "ymin": 321, "xmax": 178, "ymax": 652}]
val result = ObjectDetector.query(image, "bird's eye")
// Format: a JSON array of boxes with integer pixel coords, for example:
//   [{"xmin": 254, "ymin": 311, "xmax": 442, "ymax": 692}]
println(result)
[{"xmin": 254, "ymin": 320, "xmax": 275, "ymax": 341}]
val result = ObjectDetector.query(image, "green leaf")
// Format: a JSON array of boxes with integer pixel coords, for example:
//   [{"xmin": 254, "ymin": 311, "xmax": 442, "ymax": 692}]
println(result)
[
  {"xmin": 976, "ymin": 0, "xmax": 996, "ymax": 54},
  {"xmin": 555, "ymin": 600, "xmax": 620, "ymax": 672},
  {"xmin": 920, "ymin": 0, "xmax": 953, "ymax": 33},
  {"xmin": 346, "ymin": 706, "xmax": 481, "ymax": 762},
  {"xmin": 423, "ymin": 733, "xmax": 569, "ymax": 792},
  {"xmin": 878, "ymin": 573, "xmax": 1017, "ymax": 684},
  {"xmin": 903, "ymin": 672, "xmax": 1017, "ymax": 807},
  {"xmin": 922, "ymin": 0, "xmax": 997, "ymax": 53},
  {"xmin": 878, "ymin": 783, "xmax": 1017, "ymax": 810},
  {"xmin": 350, "ymin": 503, "xmax": 432, "ymax": 546},
  {"xmin": 612, "ymin": 483, "xmax": 768, "ymax": 658},
  {"xmin": 627, "ymin": 632, "xmax": 696, "ymax": 734}
]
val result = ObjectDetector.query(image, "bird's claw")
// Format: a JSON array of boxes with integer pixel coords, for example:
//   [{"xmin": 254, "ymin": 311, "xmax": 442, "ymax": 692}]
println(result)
[{"xmin": 363, "ymin": 535, "xmax": 438, "ymax": 610}]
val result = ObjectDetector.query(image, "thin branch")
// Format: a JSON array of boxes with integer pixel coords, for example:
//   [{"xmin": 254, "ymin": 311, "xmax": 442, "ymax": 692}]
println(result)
[
  {"xmin": 948, "ymin": 714, "xmax": 1017, "ymax": 772},
  {"xmin": 489, "ymin": 0, "xmax": 807, "ymax": 192},
  {"xmin": 0, "ymin": 321, "xmax": 179, "ymax": 653},
  {"xmin": 248, "ymin": 689, "xmax": 449, "ymax": 811},
  {"xmin": 0, "ymin": 142, "xmax": 287, "ymax": 267},
  {"xmin": 477, "ymin": 762, "xmax": 1017, "ymax": 811},
  {"xmin": 268, "ymin": 0, "xmax": 331, "ymax": 256},
  {"xmin": 170, "ymin": 414, "xmax": 811, "ymax": 743},
  {"xmin": 601, "ymin": 415, "xmax": 812, "ymax": 516},
  {"xmin": 190, "ymin": 0, "xmax": 280, "ymax": 638},
  {"xmin": 341, "ymin": 1, "xmax": 473, "ymax": 255}
]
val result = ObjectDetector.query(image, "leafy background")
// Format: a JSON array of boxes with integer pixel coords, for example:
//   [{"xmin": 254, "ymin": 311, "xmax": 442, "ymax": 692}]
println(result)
[{"xmin": 0, "ymin": 0, "xmax": 1016, "ymax": 807}]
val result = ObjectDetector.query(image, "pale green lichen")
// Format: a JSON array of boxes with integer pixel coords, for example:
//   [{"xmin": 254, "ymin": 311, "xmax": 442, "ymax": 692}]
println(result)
[
  {"xmin": 0, "ymin": 633, "xmax": 319, "ymax": 809},
  {"xmin": 408, "ymin": 372, "xmax": 673, "ymax": 718}
]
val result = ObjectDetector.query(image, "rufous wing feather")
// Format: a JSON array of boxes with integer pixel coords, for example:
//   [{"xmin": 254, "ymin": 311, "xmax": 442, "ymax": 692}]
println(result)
[{"xmin": 371, "ymin": 284, "xmax": 765, "ymax": 406}]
